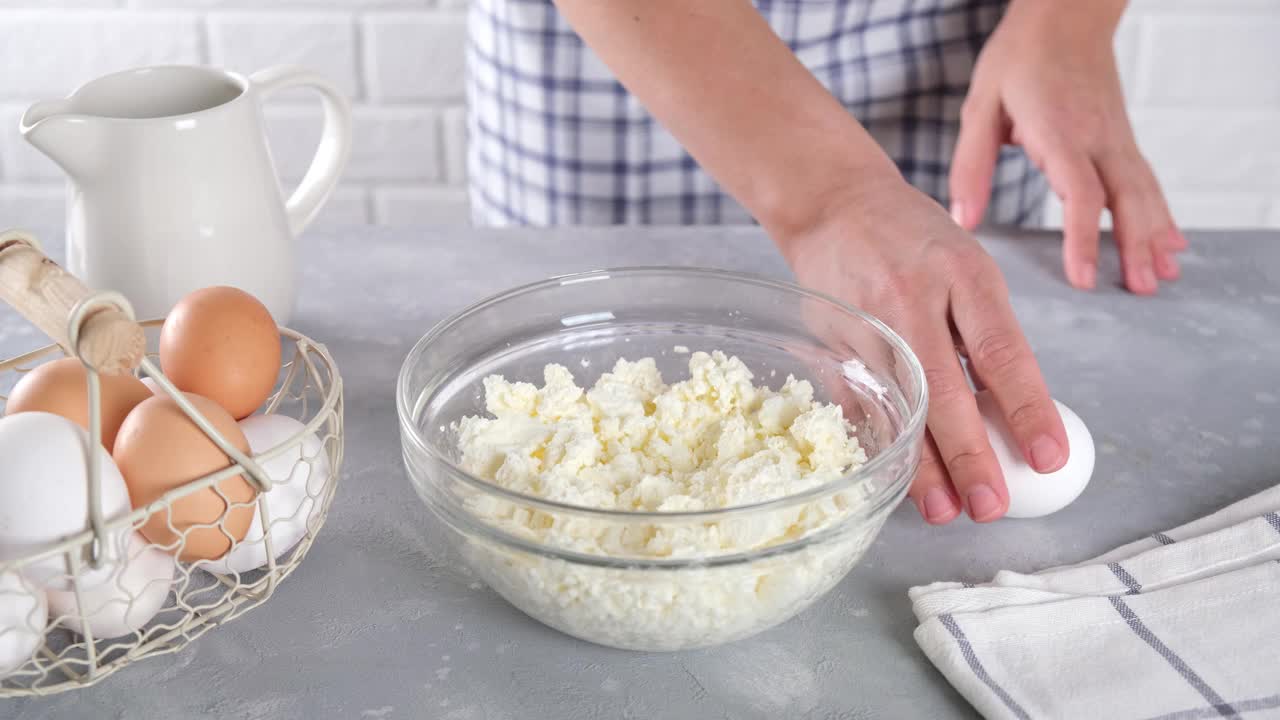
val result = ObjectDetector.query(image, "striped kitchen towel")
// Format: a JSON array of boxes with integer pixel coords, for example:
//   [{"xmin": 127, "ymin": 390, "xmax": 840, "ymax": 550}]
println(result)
[{"xmin": 911, "ymin": 484, "xmax": 1280, "ymax": 720}]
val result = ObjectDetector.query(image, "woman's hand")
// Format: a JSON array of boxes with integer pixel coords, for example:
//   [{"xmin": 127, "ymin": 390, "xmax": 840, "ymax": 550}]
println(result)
[
  {"xmin": 550, "ymin": 0, "xmax": 1072, "ymax": 524},
  {"xmin": 948, "ymin": 0, "xmax": 1187, "ymax": 294},
  {"xmin": 781, "ymin": 181, "xmax": 1069, "ymax": 524}
]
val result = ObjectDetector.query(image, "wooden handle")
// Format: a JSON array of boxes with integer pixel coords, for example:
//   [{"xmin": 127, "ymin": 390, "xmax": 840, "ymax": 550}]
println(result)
[{"xmin": 0, "ymin": 230, "xmax": 146, "ymax": 375}]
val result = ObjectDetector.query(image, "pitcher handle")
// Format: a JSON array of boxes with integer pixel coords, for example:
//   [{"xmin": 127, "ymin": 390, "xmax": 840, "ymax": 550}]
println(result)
[{"xmin": 251, "ymin": 65, "xmax": 353, "ymax": 237}]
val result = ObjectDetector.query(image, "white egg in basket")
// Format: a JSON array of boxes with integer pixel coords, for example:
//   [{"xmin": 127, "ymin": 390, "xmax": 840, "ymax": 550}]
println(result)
[
  {"xmin": 196, "ymin": 414, "xmax": 331, "ymax": 575},
  {"xmin": 0, "ymin": 412, "xmax": 131, "ymax": 590},
  {"xmin": 47, "ymin": 533, "xmax": 175, "ymax": 640},
  {"xmin": 0, "ymin": 572, "xmax": 46, "ymax": 678}
]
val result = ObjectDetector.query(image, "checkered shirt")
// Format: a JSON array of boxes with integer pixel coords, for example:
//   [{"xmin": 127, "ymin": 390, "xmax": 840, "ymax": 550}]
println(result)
[{"xmin": 467, "ymin": 0, "xmax": 1048, "ymax": 228}]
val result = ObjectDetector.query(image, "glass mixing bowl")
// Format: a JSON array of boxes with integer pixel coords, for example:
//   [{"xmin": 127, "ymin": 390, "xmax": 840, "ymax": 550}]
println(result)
[{"xmin": 397, "ymin": 268, "xmax": 927, "ymax": 651}]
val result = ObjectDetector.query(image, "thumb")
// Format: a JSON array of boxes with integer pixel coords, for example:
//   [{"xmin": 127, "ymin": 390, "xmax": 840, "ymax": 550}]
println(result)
[{"xmin": 948, "ymin": 98, "xmax": 1004, "ymax": 230}]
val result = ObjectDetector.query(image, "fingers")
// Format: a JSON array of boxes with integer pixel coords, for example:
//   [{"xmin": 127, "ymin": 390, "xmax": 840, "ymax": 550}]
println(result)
[
  {"xmin": 950, "ymin": 261, "xmax": 1069, "ymax": 474},
  {"xmin": 909, "ymin": 433, "xmax": 962, "ymax": 525},
  {"xmin": 1039, "ymin": 142, "xmax": 1106, "ymax": 291},
  {"xmin": 948, "ymin": 96, "xmax": 1005, "ymax": 230},
  {"xmin": 1153, "ymin": 248, "xmax": 1179, "ymax": 281},
  {"xmin": 1162, "ymin": 224, "xmax": 1190, "ymax": 252},
  {"xmin": 794, "ymin": 296, "xmax": 964, "ymax": 524},
  {"xmin": 1096, "ymin": 149, "xmax": 1185, "ymax": 289},
  {"xmin": 961, "ymin": 354, "xmax": 988, "ymax": 392},
  {"xmin": 913, "ymin": 320, "xmax": 1009, "ymax": 522},
  {"xmin": 1039, "ymin": 130, "xmax": 1186, "ymax": 295}
]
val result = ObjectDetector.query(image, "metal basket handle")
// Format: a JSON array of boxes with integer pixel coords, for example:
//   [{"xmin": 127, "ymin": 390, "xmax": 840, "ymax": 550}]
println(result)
[
  {"xmin": 0, "ymin": 229, "xmax": 145, "ymax": 376},
  {"xmin": 0, "ymin": 229, "xmax": 273, "ymax": 572}
]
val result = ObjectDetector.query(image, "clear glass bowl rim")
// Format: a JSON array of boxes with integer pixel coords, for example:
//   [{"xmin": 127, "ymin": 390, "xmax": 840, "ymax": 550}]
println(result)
[{"xmin": 396, "ymin": 266, "xmax": 929, "ymax": 527}]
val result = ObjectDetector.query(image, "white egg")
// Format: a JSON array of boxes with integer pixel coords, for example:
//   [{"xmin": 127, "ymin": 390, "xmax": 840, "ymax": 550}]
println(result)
[
  {"xmin": 976, "ymin": 391, "xmax": 1096, "ymax": 519},
  {"xmin": 0, "ymin": 412, "xmax": 132, "ymax": 590},
  {"xmin": 47, "ymin": 533, "xmax": 175, "ymax": 640},
  {"xmin": 197, "ymin": 414, "xmax": 330, "ymax": 575},
  {"xmin": 0, "ymin": 571, "xmax": 46, "ymax": 678}
]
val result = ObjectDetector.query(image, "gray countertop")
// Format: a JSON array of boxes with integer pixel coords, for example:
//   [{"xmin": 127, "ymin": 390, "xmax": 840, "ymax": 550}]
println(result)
[{"xmin": 4, "ymin": 226, "xmax": 1279, "ymax": 720}]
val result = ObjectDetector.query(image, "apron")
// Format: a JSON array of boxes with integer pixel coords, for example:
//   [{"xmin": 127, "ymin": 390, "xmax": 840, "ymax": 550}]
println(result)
[{"xmin": 467, "ymin": 0, "xmax": 1048, "ymax": 227}]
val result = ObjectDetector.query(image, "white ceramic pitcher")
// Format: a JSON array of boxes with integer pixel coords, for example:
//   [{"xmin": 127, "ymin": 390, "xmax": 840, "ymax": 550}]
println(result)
[{"xmin": 20, "ymin": 64, "xmax": 352, "ymax": 324}]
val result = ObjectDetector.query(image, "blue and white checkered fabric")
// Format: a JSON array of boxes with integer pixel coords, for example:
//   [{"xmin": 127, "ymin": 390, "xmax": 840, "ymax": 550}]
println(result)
[
  {"xmin": 912, "ymin": 484, "xmax": 1280, "ymax": 720},
  {"xmin": 467, "ymin": 0, "xmax": 1048, "ymax": 228}
]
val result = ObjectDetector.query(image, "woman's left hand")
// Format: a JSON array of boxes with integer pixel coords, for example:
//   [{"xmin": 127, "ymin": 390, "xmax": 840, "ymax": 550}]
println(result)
[{"xmin": 948, "ymin": 0, "xmax": 1187, "ymax": 295}]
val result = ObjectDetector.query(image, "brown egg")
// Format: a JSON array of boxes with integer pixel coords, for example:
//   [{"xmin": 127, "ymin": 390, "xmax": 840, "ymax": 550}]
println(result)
[
  {"xmin": 160, "ymin": 286, "xmax": 281, "ymax": 420},
  {"xmin": 113, "ymin": 393, "xmax": 258, "ymax": 562},
  {"xmin": 4, "ymin": 357, "xmax": 152, "ymax": 450}
]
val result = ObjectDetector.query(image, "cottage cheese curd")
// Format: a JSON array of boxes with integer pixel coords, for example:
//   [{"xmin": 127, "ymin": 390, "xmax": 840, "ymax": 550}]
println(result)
[{"xmin": 453, "ymin": 351, "xmax": 879, "ymax": 650}]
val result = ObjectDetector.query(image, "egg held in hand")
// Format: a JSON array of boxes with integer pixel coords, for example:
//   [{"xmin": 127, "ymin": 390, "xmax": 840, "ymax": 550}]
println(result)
[
  {"xmin": 199, "ymin": 414, "xmax": 331, "ymax": 575},
  {"xmin": 976, "ymin": 390, "xmax": 1096, "ymax": 519},
  {"xmin": 0, "ymin": 572, "xmax": 46, "ymax": 679},
  {"xmin": 47, "ymin": 533, "xmax": 175, "ymax": 640},
  {"xmin": 0, "ymin": 412, "xmax": 132, "ymax": 590},
  {"xmin": 4, "ymin": 357, "xmax": 152, "ymax": 450},
  {"xmin": 113, "ymin": 393, "xmax": 258, "ymax": 562},
  {"xmin": 159, "ymin": 286, "xmax": 281, "ymax": 420}
]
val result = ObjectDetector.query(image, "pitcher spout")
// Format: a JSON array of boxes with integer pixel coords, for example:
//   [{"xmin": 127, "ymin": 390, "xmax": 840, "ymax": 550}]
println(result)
[{"xmin": 21, "ymin": 100, "xmax": 100, "ymax": 180}]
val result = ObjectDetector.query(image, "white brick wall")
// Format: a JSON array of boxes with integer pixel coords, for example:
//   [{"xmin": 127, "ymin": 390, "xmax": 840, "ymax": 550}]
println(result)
[
  {"xmin": 0, "ymin": 0, "xmax": 1276, "ymax": 232},
  {"xmin": 363, "ymin": 13, "xmax": 468, "ymax": 101},
  {"xmin": 207, "ymin": 13, "xmax": 360, "ymax": 101}
]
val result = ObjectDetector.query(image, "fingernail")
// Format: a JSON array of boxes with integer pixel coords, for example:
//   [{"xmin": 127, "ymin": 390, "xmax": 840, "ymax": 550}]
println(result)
[
  {"xmin": 1029, "ymin": 434, "xmax": 1065, "ymax": 473},
  {"xmin": 1078, "ymin": 263, "xmax": 1096, "ymax": 290},
  {"xmin": 922, "ymin": 487, "xmax": 958, "ymax": 523},
  {"xmin": 1158, "ymin": 253, "xmax": 1180, "ymax": 279},
  {"xmin": 950, "ymin": 201, "xmax": 966, "ymax": 227},
  {"xmin": 966, "ymin": 484, "xmax": 1003, "ymax": 522}
]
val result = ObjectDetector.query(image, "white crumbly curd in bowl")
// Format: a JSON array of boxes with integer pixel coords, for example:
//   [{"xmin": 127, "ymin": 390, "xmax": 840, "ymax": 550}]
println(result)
[{"xmin": 452, "ymin": 351, "xmax": 881, "ymax": 650}]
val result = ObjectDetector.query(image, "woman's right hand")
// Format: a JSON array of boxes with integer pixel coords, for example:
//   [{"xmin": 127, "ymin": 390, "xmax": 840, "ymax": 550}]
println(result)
[
  {"xmin": 547, "ymin": 0, "xmax": 1070, "ymax": 524},
  {"xmin": 779, "ymin": 180, "xmax": 1070, "ymax": 524}
]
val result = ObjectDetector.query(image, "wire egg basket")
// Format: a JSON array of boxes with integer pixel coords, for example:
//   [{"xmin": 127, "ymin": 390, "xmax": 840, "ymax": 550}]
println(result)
[{"xmin": 0, "ymin": 230, "xmax": 344, "ymax": 697}]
